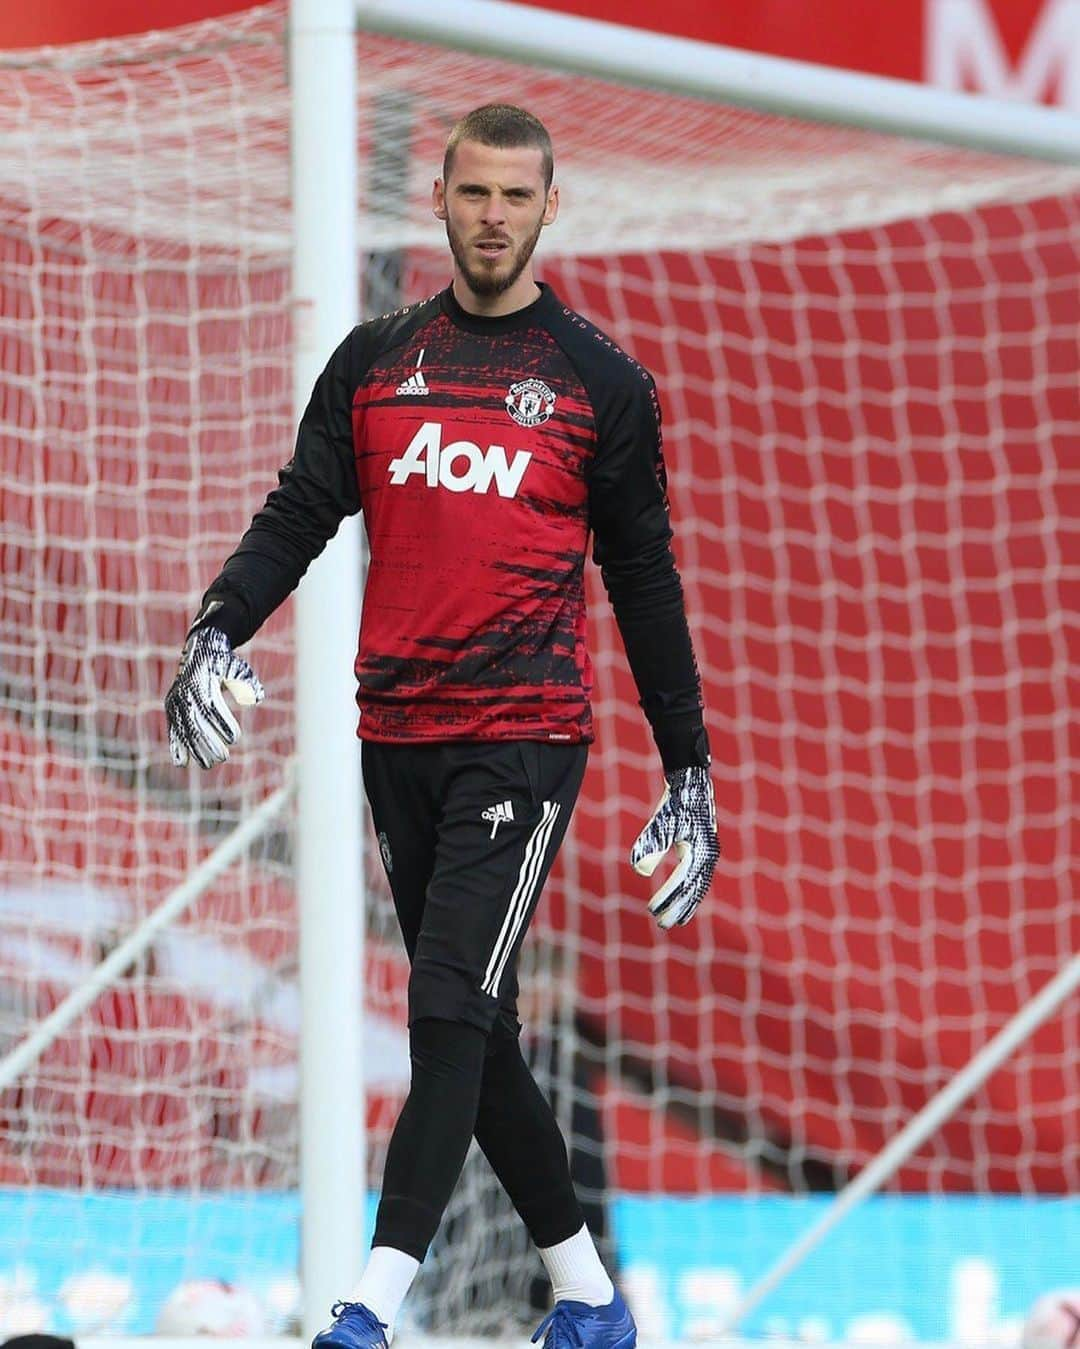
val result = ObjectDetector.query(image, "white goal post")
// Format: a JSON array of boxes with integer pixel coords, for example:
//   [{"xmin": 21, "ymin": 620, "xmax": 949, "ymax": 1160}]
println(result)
[{"xmin": 292, "ymin": 0, "xmax": 364, "ymax": 1335}]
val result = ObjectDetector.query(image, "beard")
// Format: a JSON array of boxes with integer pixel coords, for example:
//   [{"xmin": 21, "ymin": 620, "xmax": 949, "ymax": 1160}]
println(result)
[{"xmin": 446, "ymin": 211, "xmax": 545, "ymax": 299}]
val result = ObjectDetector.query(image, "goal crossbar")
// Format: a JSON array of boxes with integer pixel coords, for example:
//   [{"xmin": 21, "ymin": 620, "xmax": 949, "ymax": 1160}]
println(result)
[{"xmin": 355, "ymin": 0, "xmax": 1080, "ymax": 164}]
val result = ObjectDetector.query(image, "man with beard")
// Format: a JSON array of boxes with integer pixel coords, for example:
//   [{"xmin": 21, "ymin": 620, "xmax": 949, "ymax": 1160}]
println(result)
[{"xmin": 165, "ymin": 104, "xmax": 717, "ymax": 1349}]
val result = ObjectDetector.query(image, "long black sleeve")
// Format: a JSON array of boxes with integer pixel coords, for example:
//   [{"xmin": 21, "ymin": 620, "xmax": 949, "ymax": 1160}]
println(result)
[
  {"xmin": 198, "ymin": 329, "xmax": 364, "ymax": 647},
  {"xmin": 586, "ymin": 369, "xmax": 709, "ymax": 772}
]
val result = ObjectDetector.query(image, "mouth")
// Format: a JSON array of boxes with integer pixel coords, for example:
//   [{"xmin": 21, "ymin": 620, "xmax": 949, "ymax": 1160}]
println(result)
[{"xmin": 474, "ymin": 237, "xmax": 510, "ymax": 258}]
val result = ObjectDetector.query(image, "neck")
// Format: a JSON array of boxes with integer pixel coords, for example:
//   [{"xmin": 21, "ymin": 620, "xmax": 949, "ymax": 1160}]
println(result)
[{"xmin": 452, "ymin": 272, "xmax": 540, "ymax": 318}]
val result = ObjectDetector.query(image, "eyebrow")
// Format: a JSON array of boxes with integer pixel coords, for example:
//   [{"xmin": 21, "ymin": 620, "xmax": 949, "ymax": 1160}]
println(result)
[{"xmin": 454, "ymin": 182, "xmax": 537, "ymax": 196}]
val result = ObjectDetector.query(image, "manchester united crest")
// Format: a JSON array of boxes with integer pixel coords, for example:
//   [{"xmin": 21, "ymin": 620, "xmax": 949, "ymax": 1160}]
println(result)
[{"xmin": 505, "ymin": 377, "xmax": 556, "ymax": 428}]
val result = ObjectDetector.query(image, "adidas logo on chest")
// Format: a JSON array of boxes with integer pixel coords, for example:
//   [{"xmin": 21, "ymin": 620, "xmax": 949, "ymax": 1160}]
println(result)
[{"xmin": 396, "ymin": 347, "xmax": 429, "ymax": 396}]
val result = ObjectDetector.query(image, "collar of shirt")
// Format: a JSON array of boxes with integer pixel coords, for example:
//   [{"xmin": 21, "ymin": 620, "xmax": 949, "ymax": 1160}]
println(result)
[{"xmin": 440, "ymin": 280, "xmax": 558, "ymax": 335}]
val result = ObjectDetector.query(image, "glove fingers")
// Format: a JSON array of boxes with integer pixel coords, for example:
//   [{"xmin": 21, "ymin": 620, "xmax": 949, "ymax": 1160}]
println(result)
[
  {"xmin": 168, "ymin": 720, "xmax": 189, "ymax": 768},
  {"xmin": 665, "ymin": 843, "xmax": 719, "ymax": 928},
  {"xmin": 648, "ymin": 840, "xmax": 692, "ymax": 927},
  {"xmin": 630, "ymin": 789, "xmax": 675, "ymax": 875},
  {"xmin": 180, "ymin": 698, "xmax": 229, "ymax": 769},
  {"xmin": 167, "ymin": 684, "xmax": 227, "ymax": 769},
  {"xmin": 166, "ymin": 682, "xmax": 203, "ymax": 767},
  {"xmin": 206, "ymin": 680, "xmax": 242, "ymax": 744},
  {"xmin": 196, "ymin": 708, "xmax": 230, "ymax": 766}
]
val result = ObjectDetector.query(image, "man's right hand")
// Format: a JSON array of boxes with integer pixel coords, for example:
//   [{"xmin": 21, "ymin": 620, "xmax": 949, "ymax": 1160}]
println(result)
[{"xmin": 165, "ymin": 625, "xmax": 264, "ymax": 769}]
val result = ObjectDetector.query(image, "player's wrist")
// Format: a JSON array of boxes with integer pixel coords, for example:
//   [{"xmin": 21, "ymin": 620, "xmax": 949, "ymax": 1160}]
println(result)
[
  {"xmin": 187, "ymin": 592, "xmax": 251, "ymax": 649},
  {"xmin": 654, "ymin": 717, "xmax": 710, "ymax": 774}
]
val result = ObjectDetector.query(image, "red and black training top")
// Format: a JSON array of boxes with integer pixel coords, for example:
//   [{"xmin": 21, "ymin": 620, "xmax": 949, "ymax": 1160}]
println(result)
[{"xmin": 201, "ymin": 283, "xmax": 708, "ymax": 770}]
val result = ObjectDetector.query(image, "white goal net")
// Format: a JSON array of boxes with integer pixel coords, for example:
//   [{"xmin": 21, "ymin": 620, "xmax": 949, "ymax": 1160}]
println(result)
[{"xmin": 1, "ymin": 2, "xmax": 1078, "ymax": 1341}]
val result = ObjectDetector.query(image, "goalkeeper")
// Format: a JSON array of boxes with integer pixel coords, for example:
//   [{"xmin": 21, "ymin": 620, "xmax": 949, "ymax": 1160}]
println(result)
[{"xmin": 165, "ymin": 103, "xmax": 717, "ymax": 1349}]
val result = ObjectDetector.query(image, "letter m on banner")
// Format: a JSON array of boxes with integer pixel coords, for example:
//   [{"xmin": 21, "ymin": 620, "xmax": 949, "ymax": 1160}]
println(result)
[{"xmin": 926, "ymin": 0, "xmax": 1080, "ymax": 109}]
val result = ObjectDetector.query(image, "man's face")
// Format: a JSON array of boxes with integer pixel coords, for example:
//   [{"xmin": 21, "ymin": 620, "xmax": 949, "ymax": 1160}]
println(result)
[{"xmin": 433, "ymin": 140, "xmax": 558, "ymax": 300}]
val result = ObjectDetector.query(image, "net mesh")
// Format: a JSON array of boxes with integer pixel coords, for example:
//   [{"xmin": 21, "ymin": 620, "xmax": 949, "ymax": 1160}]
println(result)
[{"xmin": 1, "ymin": 2, "xmax": 1078, "ymax": 1337}]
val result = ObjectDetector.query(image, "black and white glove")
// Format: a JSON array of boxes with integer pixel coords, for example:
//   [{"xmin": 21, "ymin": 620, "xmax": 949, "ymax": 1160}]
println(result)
[
  {"xmin": 165, "ymin": 624, "xmax": 264, "ymax": 769},
  {"xmin": 630, "ymin": 766, "xmax": 719, "ymax": 929}
]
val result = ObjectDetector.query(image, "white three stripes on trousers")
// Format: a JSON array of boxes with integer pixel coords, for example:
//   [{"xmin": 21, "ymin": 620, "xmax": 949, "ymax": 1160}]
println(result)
[{"xmin": 482, "ymin": 799, "xmax": 561, "ymax": 999}]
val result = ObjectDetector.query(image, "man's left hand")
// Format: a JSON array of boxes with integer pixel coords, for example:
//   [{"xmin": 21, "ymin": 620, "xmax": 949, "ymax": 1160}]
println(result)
[{"xmin": 630, "ymin": 766, "xmax": 719, "ymax": 929}]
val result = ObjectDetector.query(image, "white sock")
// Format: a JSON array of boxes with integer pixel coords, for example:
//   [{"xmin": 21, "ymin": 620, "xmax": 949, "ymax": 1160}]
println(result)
[
  {"xmin": 346, "ymin": 1245, "xmax": 421, "ymax": 1337},
  {"xmin": 538, "ymin": 1224, "xmax": 615, "ymax": 1306}
]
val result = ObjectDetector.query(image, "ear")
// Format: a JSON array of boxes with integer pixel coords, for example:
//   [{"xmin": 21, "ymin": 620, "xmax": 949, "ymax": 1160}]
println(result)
[
  {"xmin": 542, "ymin": 184, "xmax": 559, "ymax": 227},
  {"xmin": 432, "ymin": 177, "xmax": 447, "ymax": 221}
]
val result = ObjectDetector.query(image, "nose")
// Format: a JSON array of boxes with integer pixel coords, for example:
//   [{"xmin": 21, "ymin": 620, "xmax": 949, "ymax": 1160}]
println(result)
[{"xmin": 481, "ymin": 194, "xmax": 508, "ymax": 228}]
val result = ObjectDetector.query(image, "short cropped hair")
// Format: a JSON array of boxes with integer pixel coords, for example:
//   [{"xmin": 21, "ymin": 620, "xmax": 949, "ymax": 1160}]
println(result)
[{"xmin": 443, "ymin": 104, "xmax": 554, "ymax": 191}]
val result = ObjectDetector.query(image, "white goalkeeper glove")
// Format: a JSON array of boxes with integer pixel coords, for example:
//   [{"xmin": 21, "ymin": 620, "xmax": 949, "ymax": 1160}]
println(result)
[
  {"xmin": 165, "ymin": 622, "xmax": 264, "ymax": 770},
  {"xmin": 631, "ymin": 765, "xmax": 719, "ymax": 929}
]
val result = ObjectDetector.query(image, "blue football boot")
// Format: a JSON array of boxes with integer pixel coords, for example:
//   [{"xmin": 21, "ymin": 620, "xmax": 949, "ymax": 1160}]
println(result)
[
  {"xmin": 311, "ymin": 1301, "xmax": 389, "ymax": 1349},
  {"xmin": 531, "ymin": 1290, "xmax": 637, "ymax": 1349}
]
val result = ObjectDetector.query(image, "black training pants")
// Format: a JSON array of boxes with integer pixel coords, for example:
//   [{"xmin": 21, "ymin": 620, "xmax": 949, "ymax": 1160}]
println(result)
[{"xmin": 362, "ymin": 739, "xmax": 590, "ymax": 1262}]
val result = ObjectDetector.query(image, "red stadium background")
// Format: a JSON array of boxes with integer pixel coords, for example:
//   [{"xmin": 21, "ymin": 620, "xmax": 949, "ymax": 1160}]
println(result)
[{"xmin": 3, "ymin": 198, "xmax": 1078, "ymax": 1197}]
